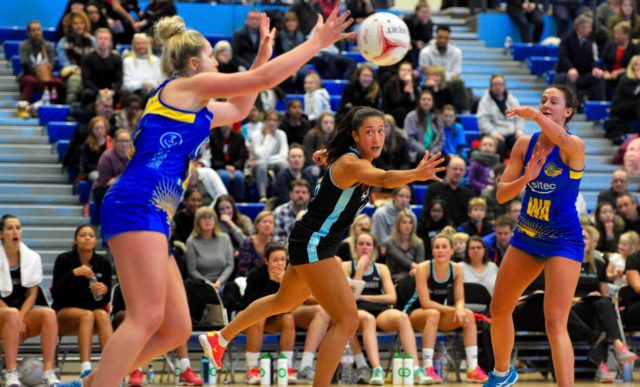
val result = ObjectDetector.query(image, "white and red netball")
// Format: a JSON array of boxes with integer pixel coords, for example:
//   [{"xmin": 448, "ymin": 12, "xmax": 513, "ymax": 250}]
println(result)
[
  {"xmin": 18, "ymin": 357, "xmax": 44, "ymax": 386},
  {"xmin": 357, "ymin": 12, "xmax": 411, "ymax": 67}
]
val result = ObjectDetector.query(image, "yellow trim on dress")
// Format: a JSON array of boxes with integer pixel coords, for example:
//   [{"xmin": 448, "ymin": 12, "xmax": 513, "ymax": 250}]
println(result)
[
  {"xmin": 144, "ymin": 94, "xmax": 196, "ymax": 124},
  {"xmin": 569, "ymin": 170, "xmax": 583, "ymax": 179}
]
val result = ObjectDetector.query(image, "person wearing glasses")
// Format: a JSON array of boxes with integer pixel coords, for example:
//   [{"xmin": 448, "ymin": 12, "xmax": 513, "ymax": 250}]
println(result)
[
  {"xmin": 597, "ymin": 169, "xmax": 630, "ymax": 206},
  {"xmin": 92, "ymin": 129, "xmax": 131, "ymax": 209}
]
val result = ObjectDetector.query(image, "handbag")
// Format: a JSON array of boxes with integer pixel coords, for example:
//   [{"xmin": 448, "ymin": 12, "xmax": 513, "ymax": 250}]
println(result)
[{"xmin": 35, "ymin": 44, "xmax": 53, "ymax": 83}]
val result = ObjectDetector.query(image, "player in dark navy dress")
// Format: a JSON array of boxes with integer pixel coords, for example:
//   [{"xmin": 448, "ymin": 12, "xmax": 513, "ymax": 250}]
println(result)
[
  {"xmin": 201, "ymin": 106, "xmax": 445, "ymax": 387},
  {"xmin": 61, "ymin": 10, "xmax": 355, "ymax": 387},
  {"xmin": 484, "ymin": 85, "xmax": 585, "ymax": 387}
]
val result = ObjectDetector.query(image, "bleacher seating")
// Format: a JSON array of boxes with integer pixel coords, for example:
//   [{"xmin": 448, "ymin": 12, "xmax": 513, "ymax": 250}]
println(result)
[
  {"xmin": 583, "ymin": 101, "xmax": 611, "ymax": 121},
  {"xmin": 526, "ymin": 56, "xmax": 558, "ymax": 75},
  {"xmin": 3, "ymin": 39, "xmax": 20, "ymax": 60},
  {"xmin": 510, "ymin": 43, "xmax": 558, "ymax": 61},
  {"xmin": 46, "ymin": 121, "xmax": 76, "ymax": 143},
  {"xmin": 39, "ymin": 105, "xmax": 70, "ymax": 126},
  {"xmin": 56, "ymin": 140, "xmax": 69, "ymax": 162},
  {"xmin": 10, "ymin": 55, "xmax": 20, "ymax": 76},
  {"xmin": 0, "ymin": 26, "xmax": 55, "ymax": 43}
]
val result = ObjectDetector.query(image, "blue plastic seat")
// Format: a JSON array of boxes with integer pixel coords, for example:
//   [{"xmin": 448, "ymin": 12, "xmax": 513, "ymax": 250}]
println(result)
[
  {"xmin": 458, "ymin": 114, "xmax": 479, "ymax": 133},
  {"xmin": 47, "ymin": 121, "xmax": 76, "ymax": 143},
  {"xmin": 583, "ymin": 101, "xmax": 611, "ymax": 121},
  {"xmin": 39, "ymin": 105, "xmax": 71, "ymax": 126},
  {"xmin": 323, "ymin": 79, "xmax": 348, "ymax": 96},
  {"xmin": 3, "ymin": 40, "xmax": 20, "ymax": 60},
  {"xmin": 526, "ymin": 56, "xmax": 558, "ymax": 75},
  {"xmin": 412, "ymin": 185, "xmax": 428, "ymax": 205},
  {"xmin": 56, "ymin": 140, "xmax": 70, "ymax": 162},
  {"xmin": 237, "ymin": 202, "xmax": 266, "ymax": 220}
]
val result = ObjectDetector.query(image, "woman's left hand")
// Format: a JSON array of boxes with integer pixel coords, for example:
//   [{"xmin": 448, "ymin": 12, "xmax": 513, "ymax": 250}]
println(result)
[
  {"xmin": 453, "ymin": 308, "xmax": 467, "ymax": 327},
  {"xmin": 255, "ymin": 13, "xmax": 276, "ymax": 63},
  {"xmin": 90, "ymin": 282, "xmax": 108, "ymax": 297},
  {"xmin": 313, "ymin": 149, "xmax": 328, "ymax": 166},
  {"xmin": 506, "ymin": 107, "xmax": 539, "ymax": 120}
]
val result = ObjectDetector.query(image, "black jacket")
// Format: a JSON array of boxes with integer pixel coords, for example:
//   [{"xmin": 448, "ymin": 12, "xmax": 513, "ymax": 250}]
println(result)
[
  {"xmin": 601, "ymin": 42, "xmax": 640, "ymax": 72},
  {"xmin": 231, "ymin": 26, "xmax": 259, "ymax": 70},
  {"xmin": 556, "ymin": 31, "xmax": 599, "ymax": 74},
  {"xmin": 209, "ymin": 128, "xmax": 246, "ymax": 171},
  {"xmin": 51, "ymin": 250, "xmax": 112, "ymax": 311}
]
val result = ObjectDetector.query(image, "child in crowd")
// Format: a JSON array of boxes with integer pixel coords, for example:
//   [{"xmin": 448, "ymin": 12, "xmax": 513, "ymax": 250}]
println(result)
[
  {"xmin": 441, "ymin": 104, "xmax": 467, "ymax": 159},
  {"xmin": 468, "ymin": 135, "xmax": 501, "ymax": 195},
  {"xmin": 241, "ymin": 105, "xmax": 264, "ymax": 147},
  {"xmin": 303, "ymin": 73, "xmax": 332, "ymax": 124},
  {"xmin": 451, "ymin": 229, "xmax": 469, "ymax": 262},
  {"xmin": 281, "ymin": 99, "xmax": 311, "ymax": 146},
  {"xmin": 458, "ymin": 197, "xmax": 494, "ymax": 237}
]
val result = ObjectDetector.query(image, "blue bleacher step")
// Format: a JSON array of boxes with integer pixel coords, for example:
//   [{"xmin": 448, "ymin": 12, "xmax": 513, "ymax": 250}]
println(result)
[
  {"xmin": 22, "ymin": 239, "xmax": 79, "ymax": 249},
  {"xmin": 0, "ymin": 194, "xmax": 79, "ymax": 205},
  {"xmin": 450, "ymin": 32, "xmax": 478, "ymax": 40},
  {"xmin": 472, "ymin": 88, "xmax": 541, "ymax": 101},
  {"xmin": 463, "ymin": 79, "xmax": 543, "ymax": 89},
  {"xmin": 0, "ymin": 117, "xmax": 40, "ymax": 126},
  {"xmin": 22, "ymin": 227, "xmax": 78, "ymax": 240},
  {"xmin": 584, "ymin": 164, "xmax": 618, "ymax": 173},
  {"xmin": 0, "ymin": 125, "xmax": 42, "ymax": 136},
  {"xmin": 18, "ymin": 216, "xmax": 88, "ymax": 227},
  {"xmin": 0, "ymin": 204, "xmax": 84, "ymax": 217},
  {"xmin": 462, "ymin": 51, "xmax": 510, "ymax": 60},
  {"xmin": 0, "ymin": 144, "xmax": 52, "ymax": 155},
  {"xmin": 0, "ymin": 183, "xmax": 71, "ymax": 196},
  {"xmin": 463, "ymin": 74, "xmax": 539, "ymax": 83},
  {"xmin": 0, "ymin": 153, "xmax": 58, "ymax": 163},
  {"xmin": 0, "ymin": 173, "xmax": 68, "ymax": 184},
  {"xmin": 465, "ymin": 59, "xmax": 523, "ymax": 67},
  {"xmin": 455, "ymin": 40, "xmax": 486, "ymax": 48},
  {"xmin": 0, "ymin": 134, "xmax": 49, "ymax": 144},
  {"xmin": 461, "ymin": 65, "xmax": 530, "ymax": 75}
]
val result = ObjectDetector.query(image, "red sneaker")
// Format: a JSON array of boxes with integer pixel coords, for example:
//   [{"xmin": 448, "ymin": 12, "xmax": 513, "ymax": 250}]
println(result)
[
  {"xmin": 245, "ymin": 367, "xmax": 261, "ymax": 385},
  {"xmin": 179, "ymin": 367, "xmax": 204, "ymax": 386},
  {"xmin": 287, "ymin": 368, "xmax": 298, "ymax": 384},
  {"xmin": 128, "ymin": 369, "xmax": 143, "ymax": 387},
  {"xmin": 424, "ymin": 366, "xmax": 443, "ymax": 384},
  {"xmin": 467, "ymin": 366, "xmax": 489, "ymax": 383},
  {"xmin": 199, "ymin": 331, "xmax": 227, "ymax": 370}
]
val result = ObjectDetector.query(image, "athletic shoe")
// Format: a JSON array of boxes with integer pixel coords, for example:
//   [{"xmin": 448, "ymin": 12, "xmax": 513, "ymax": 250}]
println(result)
[
  {"xmin": 79, "ymin": 369, "xmax": 92, "ymax": 379},
  {"xmin": 287, "ymin": 368, "xmax": 298, "ymax": 384},
  {"xmin": 199, "ymin": 331, "xmax": 227, "ymax": 370},
  {"xmin": 482, "ymin": 367, "xmax": 518, "ymax": 387},
  {"xmin": 467, "ymin": 366, "xmax": 489, "ymax": 383},
  {"xmin": 355, "ymin": 365, "xmax": 371, "ymax": 384},
  {"xmin": 587, "ymin": 331, "xmax": 607, "ymax": 365},
  {"xmin": 414, "ymin": 367, "xmax": 433, "ymax": 385},
  {"xmin": 368, "ymin": 367, "xmax": 385, "ymax": 385},
  {"xmin": 245, "ymin": 367, "xmax": 261, "ymax": 385},
  {"xmin": 297, "ymin": 366, "xmax": 315, "ymax": 384},
  {"xmin": 128, "ymin": 369, "xmax": 143, "ymax": 387},
  {"xmin": 4, "ymin": 369, "xmax": 20, "ymax": 387},
  {"xmin": 594, "ymin": 362, "xmax": 615, "ymax": 383},
  {"xmin": 55, "ymin": 381, "xmax": 82, "ymax": 387},
  {"xmin": 614, "ymin": 343, "xmax": 638, "ymax": 365},
  {"xmin": 179, "ymin": 367, "xmax": 204, "ymax": 386},
  {"xmin": 43, "ymin": 369, "xmax": 62, "ymax": 387},
  {"xmin": 425, "ymin": 366, "xmax": 443, "ymax": 384}
]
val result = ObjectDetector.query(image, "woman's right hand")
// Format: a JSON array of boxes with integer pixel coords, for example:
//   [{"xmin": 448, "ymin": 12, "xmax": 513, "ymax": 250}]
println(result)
[
  {"xmin": 311, "ymin": 7, "xmax": 354, "ymax": 49},
  {"xmin": 219, "ymin": 213, "xmax": 234, "ymax": 225},
  {"xmin": 414, "ymin": 151, "xmax": 446, "ymax": 182},
  {"xmin": 313, "ymin": 149, "xmax": 328, "ymax": 166},
  {"xmin": 523, "ymin": 148, "xmax": 547, "ymax": 183},
  {"xmin": 73, "ymin": 265, "xmax": 95, "ymax": 279}
]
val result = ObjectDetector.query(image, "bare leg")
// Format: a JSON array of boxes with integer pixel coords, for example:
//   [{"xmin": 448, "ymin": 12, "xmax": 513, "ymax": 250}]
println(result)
[
  {"xmin": 410, "ymin": 309, "xmax": 441, "ymax": 349},
  {"xmin": 23, "ymin": 307, "xmax": 58, "ymax": 370},
  {"xmin": 358, "ymin": 311, "xmax": 380, "ymax": 368},
  {"xmin": 264, "ymin": 314, "xmax": 296, "ymax": 351},
  {"xmin": 438, "ymin": 309, "xmax": 477, "ymax": 346},
  {"xmin": 292, "ymin": 305, "xmax": 331, "ymax": 353},
  {"xmin": 544, "ymin": 257, "xmax": 581, "ymax": 387},
  {"xmin": 490, "ymin": 247, "xmax": 545, "ymax": 372},
  {"xmin": 57, "ymin": 308, "xmax": 95, "ymax": 363},
  {"xmin": 92, "ymin": 309, "xmax": 114, "ymax": 348},
  {"xmin": 0, "ymin": 308, "xmax": 20, "ymax": 370},
  {"xmin": 377, "ymin": 310, "xmax": 419, "ymax": 366}
]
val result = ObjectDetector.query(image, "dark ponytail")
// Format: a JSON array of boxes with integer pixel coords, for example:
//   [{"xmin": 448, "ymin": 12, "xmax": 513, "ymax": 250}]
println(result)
[{"xmin": 325, "ymin": 106, "xmax": 384, "ymax": 165}]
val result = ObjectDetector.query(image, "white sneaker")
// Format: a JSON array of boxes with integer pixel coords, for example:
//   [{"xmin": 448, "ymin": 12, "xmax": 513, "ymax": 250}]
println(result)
[
  {"xmin": 43, "ymin": 369, "xmax": 61, "ymax": 386},
  {"xmin": 4, "ymin": 369, "xmax": 20, "ymax": 387}
]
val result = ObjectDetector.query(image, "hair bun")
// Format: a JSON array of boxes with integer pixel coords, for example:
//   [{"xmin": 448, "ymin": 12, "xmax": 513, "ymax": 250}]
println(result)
[{"xmin": 155, "ymin": 15, "xmax": 187, "ymax": 47}]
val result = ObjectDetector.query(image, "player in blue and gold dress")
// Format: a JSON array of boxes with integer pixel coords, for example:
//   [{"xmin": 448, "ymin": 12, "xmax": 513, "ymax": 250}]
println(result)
[
  {"xmin": 484, "ymin": 85, "xmax": 585, "ymax": 387},
  {"xmin": 61, "ymin": 11, "xmax": 355, "ymax": 387}
]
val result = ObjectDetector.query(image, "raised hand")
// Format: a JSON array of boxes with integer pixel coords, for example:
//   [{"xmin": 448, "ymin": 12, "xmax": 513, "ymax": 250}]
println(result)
[
  {"xmin": 255, "ymin": 13, "xmax": 276, "ymax": 63},
  {"xmin": 415, "ymin": 151, "xmax": 446, "ymax": 182},
  {"xmin": 312, "ymin": 7, "xmax": 355, "ymax": 48},
  {"xmin": 506, "ymin": 106, "xmax": 539, "ymax": 120},
  {"xmin": 523, "ymin": 148, "xmax": 547, "ymax": 183},
  {"xmin": 312, "ymin": 149, "xmax": 328, "ymax": 166}
]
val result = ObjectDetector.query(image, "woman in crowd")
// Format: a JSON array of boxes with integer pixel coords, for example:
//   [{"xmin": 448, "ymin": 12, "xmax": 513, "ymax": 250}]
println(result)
[
  {"xmin": 213, "ymin": 40, "xmax": 240, "ymax": 74},
  {"xmin": 383, "ymin": 61, "xmax": 420, "ymax": 126},
  {"xmin": 610, "ymin": 55, "xmax": 640, "ymax": 122},
  {"xmin": 85, "ymin": 2, "xmax": 108, "ymax": 34},
  {"xmin": 237, "ymin": 211, "xmax": 275, "ymax": 277},
  {"xmin": 417, "ymin": 199, "xmax": 452, "ymax": 258},
  {"xmin": 79, "ymin": 116, "xmax": 111, "ymax": 182},
  {"xmin": 337, "ymin": 64, "xmax": 382, "ymax": 119},
  {"xmin": 593, "ymin": 201, "xmax": 626, "ymax": 253},
  {"xmin": 0, "ymin": 215, "xmax": 61, "ymax": 386},
  {"xmin": 405, "ymin": 89, "xmax": 444, "ymax": 165},
  {"xmin": 303, "ymin": 112, "xmax": 336, "ymax": 166},
  {"xmin": 122, "ymin": 33, "xmax": 162, "ymax": 96},
  {"xmin": 52, "ymin": 225, "xmax": 113, "ymax": 379},
  {"xmin": 336, "ymin": 214, "xmax": 372, "ymax": 262},
  {"xmin": 383, "ymin": 209, "xmax": 425, "ymax": 283},
  {"xmin": 459, "ymin": 236, "xmax": 499, "ymax": 295},
  {"xmin": 607, "ymin": 230, "xmax": 639, "ymax": 294},
  {"xmin": 275, "ymin": 12, "xmax": 306, "ymax": 56},
  {"xmin": 114, "ymin": 94, "xmax": 143, "ymax": 134},
  {"xmin": 304, "ymin": 73, "xmax": 332, "ymax": 125},
  {"xmin": 281, "ymin": 99, "xmax": 312, "ymax": 147},
  {"xmin": 376, "ymin": 114, "xmax": 411, "ymax": 171},
  {"xmin": 422, "ymin": 65, "xmax": 455, "ymax": 111},
  {"xmin": 171, "ymin": 188, "xmax": 203, "ymax": 245},
  {"xmin": 213, "ymin": 195, "xmax": 253, "ymax": 251},
  {"xmin": 56, "ymin": 11, "xmax": 96, "ymax": 103}
]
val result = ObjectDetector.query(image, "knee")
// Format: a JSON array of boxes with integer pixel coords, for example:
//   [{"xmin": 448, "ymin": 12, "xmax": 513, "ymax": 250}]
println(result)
[
  {"xmin": 3, "ymin": 308, "xmax": 20, "ymax": 325},
  {"xmin": 42, "ymin": 308, "xmax": 58, "ymax": 325},
  {"xmin": 282, "ymin": 314, "xmax": 295, "ymax": 331},
  {"xmin": 425, "ymin": 309, "xmax": 441, "ymax": 323},
  {"xmin": 93, "ymin": 309, "xmax": 111, "ymax": 323},
  {"xmin": 133, "ymin": 308, "xmax": 166, "ymax": 335},
  {"xmin": 79, "ymin": 310, "xmax": 96, "ymax": 326},
  {"xmin": 361, "ymin": 313, "xmax": 376, "ymax": 330},
  {"xmin": 490, "ymin": 300, "xmax": 515, "ymax": 318},
  {"xmin": 544, "ymin": 314, "xmax": 568, "ymax": 337}
]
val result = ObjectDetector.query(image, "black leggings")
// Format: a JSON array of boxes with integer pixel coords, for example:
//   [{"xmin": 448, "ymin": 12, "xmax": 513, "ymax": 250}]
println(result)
[
  {"xmin": 622, "ymin": 302, "xmax": 640, "ymax": 327},
  {"xmin": 572, "ymin": 296, "xmax": 623, "ymax": 342}
]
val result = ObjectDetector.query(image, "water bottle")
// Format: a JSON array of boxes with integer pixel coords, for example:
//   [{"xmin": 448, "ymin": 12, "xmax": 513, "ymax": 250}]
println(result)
[
  {"xmin": 433, "ymin": 353, "xmax": 442, "ymax": 378},
  {"xmin": 200, "ymin": 357, "xmax": 210, "ymax": 384},
  {"xmin": 438, "ymin": 341, "xmax": 449, "ymax": 382},
  {"xmin": 339, "ymin": 341, "xmax": 355, "ymax": 385},
  {"xmin": 89, "ymin": 275, "xmax": 103, "ymax": 301},
  {"xmin": 145, "ymin": 365, "xmax": 155, "ymax": 385},
  {"xmin": 51, "ymin": 86, "xmax": 58, "ymax": 103},
  {"xmin": 174, "ymin": 365, "xmax": 182, "ymax": 385},
  {"xmin": 42, "ymin": 86, "xmax": 50, "ymax": 105},
  {"xmin": 392, "ymin": 353, "xmax": 403, "ymax": 385},
  {"xmin": 260, "ymin": 354, "xmax": 271, "ymax": 386},
  {"xmin": 276, "ymin": 354, "xmax": 288, "ymax": 386},
  {"xmin": 208, "ymin": 362, "xmax": 217, "ymax": 386},
  {"xmin": 622, "ymin": 362, "xmax": 633, "ymax": 382},
  {"xmin": 403, "ymin": 354, "xmax": 414, "ymax": 386}
]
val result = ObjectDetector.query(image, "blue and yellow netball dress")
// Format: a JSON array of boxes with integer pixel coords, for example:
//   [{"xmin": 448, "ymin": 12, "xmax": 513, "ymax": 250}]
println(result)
[
  {"xmin": 101, "ymin": 79, "xmax": 213, "ymax": 240},
  {"xmin": 510, "ymin": 132, "xmax": 585, "ymax": 262}
]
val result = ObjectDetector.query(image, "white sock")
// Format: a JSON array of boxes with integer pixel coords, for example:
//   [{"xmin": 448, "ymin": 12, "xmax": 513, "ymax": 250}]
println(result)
[
  {"xmin": 493, "ymin": 368, "xmax": 508, "ymax": 377},
  {"xmin": 246, "ymin": 352, "xmax": 260, "ymax": 369},
  {"xmin": 282, "ymin": 351, "xmax": 294, "ymax": 368},
  {"xmin": 217, "ymin": 331, "xmax": 229, "ymax": 346},
  {"xmin": 300, "ymin": 352, "xmax": 315, "ymax": 369},
  {"xmin": 80, "ymin": 362, "xmax": 92, "ymax": 373},
  {"xmin": 179, "ymin": 358, "xmax": 191, "ymax": 370},
  {"xmin": 354, "ymin": 353, "xmax": 368, "ymax": 369},
  {"xmin": 422, "ymin": 348, "xmax": 434, "ymax": 368},
  {"xmin": 465, "ymin": 346, "xmax": 478, "ymax": 370}
]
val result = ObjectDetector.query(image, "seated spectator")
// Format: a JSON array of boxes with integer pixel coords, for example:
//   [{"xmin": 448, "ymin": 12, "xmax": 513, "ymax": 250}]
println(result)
[
  {"xmin": 440, "ymin": 105, "xmax": 467, "ymax": 159},
  {"xmin": 383, "ymin": 61, "xmax": 420, "ymax": 125},
  {"xmin": 303, "ymin": 112, "xmax": 335, "ymax": 168},
  {"xmin": 51, "ymin": 225, "xmax": 113, "ymax": 379},
  {"xmin": 458, "ymin": 197, "xmax": 494, "ymax": 237},
  {"xmin": 18, "ymin": 20, "xmax": 64, "ymax": 104},
  {"xmin": 242, "ymin": 106, "xmax": 264, "ymax": 147},
  {"xmin": 213, "ymin": 40, "xmax": 240, "ymax": 75},
  {"xmin": 594, "ymin": 201, "xmax": 626, "ymax": 253},
  {"xmin": 336, "ymin": 214, "xmax": 372, "ymax": 262},
  {"xmin": 607, "ymin": 0, "xmax": 640, "ymax": 40},
  {"xmin": 303, "ymin": 73, "xmax": 332, "ymax": 124},
  {"xmin": 482, "ymin": 215, "xmax": 515, "ymax": 266},
  {"xmin": 134, "ymin": 0, "xmax": 177, "ymax": 34},
  {"xmin": 187, "ymin": 157, "xmax": 229, "ymax": 207},
  {"xmin": 375, "ymin": 114, "xmax": 411, "ymax": 171},
  {"xmin": 507, "ymin": 0, "xmax": 544, "ymax": 43},
  {"xmin": 418, "ymin": 25, "xmax": 469, "ymax": 112},
  {"xmin": 275, "ymin": 12, "xmax": 306, "ymax": 56},
  {"xmin": 122, "ymin": 33, "xmax": 162, "ymax": 96},
  {"xmin": 211, "ymin": 125, "xmax": 247, "ymax": 201},
  {"xmin": 403, "ymin": 2, "xmax": 434, "ymax": 64},
  {"xmin": 213, "ymin": 195, "xmax": 253, "ymax": 252},
  {"xmin": 610, "ymin": 55, "xmax": 640, "ymax": 123},
  {"xmin": 460, "ymin": 236, "xmax": 498, "ymax": 295},
  {"xmin": 596, "ymin": 0, "xmax": 622, "ymax": 47},
  {"xmin": 55, "ymin": 0, "xmax": 86, "ymax": 40},
  {"xmin": 288, "ymin": 0, "xmax": 326, "ymax": 36},
  {"xmin": 101, "ymin": 0, "xmax": 137, "ymax": 45},
  {"xmin": 555, "ymin": 14, "xmax": 607, "ymax": 102},
  {"xmin": 406, "ymin": 233, "xmax": 489, "ymax": 383},
  {"xmin": 575, "ymin": 226, "xmax": 638, "ymax": 380},
  {"xmin": 239, "ymin": 242, "xmax": 298, "ymax": 384},
  {"xmin": 383, "ymin": 209, "xmax": 425, "ymax": 283},
  {"xmin": 607, "ymin": 230, "xmax": 639, "ymax": 294},
  {"xmin": 452, "ymin": 230, "xmax": 470, "ymax": 262},
  {"xmin": 372, "ymin": 185, "xmax": 415, "ymax": 245},
  {"xmin": 80, "ymin": 116, "xmax": 112, "ymax": 182},
  {"xmin": 85, "ymin": 2, "xmax": 109, "ymax": 34},
  {"xmin": 553, "ymin": 0, "xmax": 591, "ymax": 38},
  {"xmin": 338, "ymin": 64, "xmax": 382, "ymax": 120},
  {"xmin": 423, "ymin": 156, "xmax": 474, "ymax": 227},
  {"xmin": 602, "ymin": 21, "xmax": 640, "ymax": 97},
  {"xmin": 231, "ymin": 9, "xmax": 260, "ymax": 71},
  {"xmin": 172, "ymin": 188, "xmax": 203, "ymax": 244},
  {"xmin": 421, "ymin": 65, "xmax": 455, "ymax": 111},
  {"xmin": 476, "ymin": 74, "xmax": 525, "ymax": 159},
  {"xmin": 598, "ymin": 169, "xmax": 630, "ymax": 205},
  {"xmin": 616, "ymin": 192, "xmax": 640, "ymax": 232},
  {"xmin": 186, "ymin": 207, "xmax": 235, "ymax": 294},
  {"xmin": 343, "ymin": 232, "xmax": 431, "ymax": 385},
  {"xmin": 237, "ymin": 211, "xmax": 275, "ymax": 277},
  {"xmin": 418, "ymin": 199, "xmax": 452, "ymax": 258},
  {"xmin": 621, "ymin": 249, "xmax": 640, "ymax": 328},
  {"xmin": 307, "ymin": 29, "xmax": 357, "ymax": 81},
  {"xmin": 468, "ymin": 136, "xmax": 501, "ymax": 195},
  {"xmin": 404, "ymin": 89, "xmax": 444, "ymax": 164},
  {"xmin": 57, "ymin": 11, "xmax": 96, "ymax": 103},
  {"xmin": 273, "ymin": 145, "xmax": 315, "ymax": 207},
  {"xmin": 505, "ymin": 199, "xmax": 522, "ymax": 224},
  {"xmin": 481, "ymin": 163, "xmax": 507, "ymax": 222},
  {"xmin": 114, "ymin": 94, "xmax": 143, "ymax": 133},
  {"xmin": 273, "ymin": 179, "xmax": 312, "ymax": 243},
  {"xmin": 81, "ymin": 28, "xmax": 123, "ymax": 104},
  {"xmin": 247, "ymin": 110, "xmax": 289, "ymax": 202},
  {"xmin": 0, "ymin": 215, "xmax": 61, "ymax": 386},
  {"xmin": 92, "ymin": 129, "xmax": 131, "ymax": 207},
  {"xmin": 281, "ymin": 100, "xmax": 312, "ymax": 148},
  {"xmin": 290, "ymin": 302, "xmax": 332, "ymax": 383}
]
